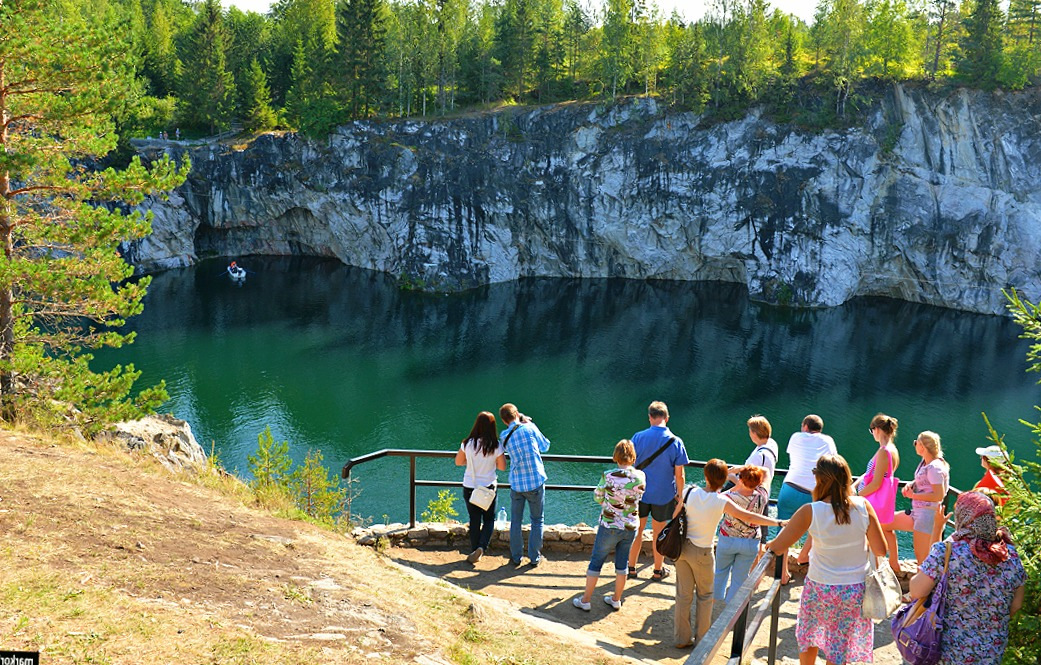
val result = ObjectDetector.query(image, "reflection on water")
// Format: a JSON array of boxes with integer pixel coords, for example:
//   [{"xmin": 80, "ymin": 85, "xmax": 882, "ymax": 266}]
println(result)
[{"xmin": 100, "ymin": 256, "xmax": 1041, "ymax": 524}]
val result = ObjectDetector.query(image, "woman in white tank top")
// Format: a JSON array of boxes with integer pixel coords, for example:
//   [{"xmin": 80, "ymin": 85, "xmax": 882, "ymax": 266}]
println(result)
[{"xmin": 767, "ymin": 454, "xmax": 887, "ymax": 665}]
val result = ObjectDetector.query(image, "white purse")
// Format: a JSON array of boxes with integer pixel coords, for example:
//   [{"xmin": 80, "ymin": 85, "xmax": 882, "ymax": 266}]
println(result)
[
  {"xmin": 469, "ymin": 485, "xmax": 496, "ymax": 511},
  {"xmin": 862, "ymin": 555, "xmax": 902, "ymax": 621}
]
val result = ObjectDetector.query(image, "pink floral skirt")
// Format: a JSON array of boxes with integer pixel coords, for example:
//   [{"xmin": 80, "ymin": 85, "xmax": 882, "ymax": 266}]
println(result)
[{"xmin": 796, "ymin": 579, "xmax": 873, "ymax": 664}]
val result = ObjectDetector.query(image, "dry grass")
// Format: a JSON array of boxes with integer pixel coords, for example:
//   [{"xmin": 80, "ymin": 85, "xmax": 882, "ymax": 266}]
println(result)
[{"xmin": 0, "ymin": 428, "xmax": 625, "ymax": 665}]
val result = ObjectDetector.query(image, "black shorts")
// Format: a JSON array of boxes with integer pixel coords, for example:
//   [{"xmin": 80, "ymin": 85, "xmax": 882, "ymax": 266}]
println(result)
[{"xmin": 638, "ymin": 499, "xmax": 677, "ymax": 523}]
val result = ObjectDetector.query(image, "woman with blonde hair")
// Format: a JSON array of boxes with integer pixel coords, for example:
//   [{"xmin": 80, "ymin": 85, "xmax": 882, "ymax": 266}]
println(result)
[
  {"xmin": 767, "ymin": 454, "xmax": 887, "ymax": 665},
  {"xmin": 884, "ymin": 430, "xmax": 949, "ymax": 568},
  {"xmin": 856, "ymin": 413, "xmax": 900, "ymax": 572}
]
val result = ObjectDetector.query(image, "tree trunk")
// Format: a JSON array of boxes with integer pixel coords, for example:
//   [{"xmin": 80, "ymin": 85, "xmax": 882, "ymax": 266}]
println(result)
[{"xmin": 0, "ymin": 63, "xmax": 15, "ymax": 422}]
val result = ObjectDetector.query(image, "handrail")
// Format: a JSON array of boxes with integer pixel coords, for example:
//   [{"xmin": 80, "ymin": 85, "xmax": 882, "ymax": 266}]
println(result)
[
  {"xmin": 340, "ymin": 447, "xmax": 961, "ymax": 533},
  {"xmin": 341, "ymin": 447, "xmax": 963, "ymax": 665},
  {"xmin": 687, "ymin": 551, "xmax": 783, "ymax": 665}
]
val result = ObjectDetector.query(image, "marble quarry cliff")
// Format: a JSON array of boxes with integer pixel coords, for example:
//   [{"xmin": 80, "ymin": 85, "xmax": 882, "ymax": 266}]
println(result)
[{"xmin": 129, "ymin": 83, "xmax": 1041, "ymax": 315}]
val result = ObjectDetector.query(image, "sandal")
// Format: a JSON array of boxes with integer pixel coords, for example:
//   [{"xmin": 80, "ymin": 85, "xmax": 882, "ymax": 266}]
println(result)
[
  {"xmin": 627, "ymin": 570, "xmax": 639, "ymax": 580},
  {"xmin": 652, "ymin": 567, "xmax": 671, "ymax": 581}
]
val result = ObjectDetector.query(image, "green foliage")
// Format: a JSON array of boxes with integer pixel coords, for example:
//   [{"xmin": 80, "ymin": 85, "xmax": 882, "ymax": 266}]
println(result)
[
  {"xmin": 177, "ymin": 0, "xmax": 236, "ymax": 133},
  {"xmin": 999, "ymin": 288, "xmax": 1041, "ymax": 664},
  {"xmin": 0, "ymin": 0, "xmax": 188, "ymax": 433},
  {"xmin": 242, "ymin": 59, "xmax": 278, "ymax": 133},
  {"xmin": 957, "ymin": 0, "xmax": 1006, "ymax": 88},
  {"xmin": 247, "ymin": 426, "xmax": 293, "ymax": 492},
  {"xmin": 335, "ymin": 0, "xmax": 388, "ymax": 118},
  {"xmin": 421, "ymin": 489, "xmax": 459, "ymax": 522},
  {"xmin": 247, "ymin": 427, "xmax": 359, "ymax": 529},
  {"xmin": 288, "ymin": 449, "xmax": 348, "ymax": 526}
]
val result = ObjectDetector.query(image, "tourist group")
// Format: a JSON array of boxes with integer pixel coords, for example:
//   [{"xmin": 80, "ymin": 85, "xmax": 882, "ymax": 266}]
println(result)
[{"xmin": 454, "ymin": 401, "xmax": 1026, "ymax": 665}]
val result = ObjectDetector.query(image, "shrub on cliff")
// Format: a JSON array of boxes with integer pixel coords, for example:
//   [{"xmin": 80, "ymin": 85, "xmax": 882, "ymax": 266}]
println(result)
[{"xmin": 0, "ymin": 0, "xmax": 189, "ymax": 433}]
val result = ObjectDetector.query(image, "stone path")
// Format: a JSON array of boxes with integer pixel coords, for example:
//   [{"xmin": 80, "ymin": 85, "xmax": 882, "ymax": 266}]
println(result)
[{"xmin": 387, "ymin": 544, "xmax": 907, "ymax": 665}]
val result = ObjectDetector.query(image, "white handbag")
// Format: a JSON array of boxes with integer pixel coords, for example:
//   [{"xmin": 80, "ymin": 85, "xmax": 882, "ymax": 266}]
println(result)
[
  {"xmin": 862, "ymin": 555, "xmax": 902, "ymax": 621},
  {"xmin": 469, "ymin": 485, "xmax": 496, "ymax": 511}
]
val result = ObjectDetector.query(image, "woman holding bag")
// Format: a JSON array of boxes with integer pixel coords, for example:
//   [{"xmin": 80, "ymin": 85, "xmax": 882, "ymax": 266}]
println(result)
[
  {"xmin": 908, "ymin": 491, "xmax": 1026, "ymax": 665},
  {"xmin": 455, "ymin": 411, "xmax": 507, "ymax": 564},
  {"xmin": 767, "ymin": 454, "xmax": 888, "ymax": 665},
  {"xmin": 856, "ymin": 414, "xmax": 900, "ymax": 573}
]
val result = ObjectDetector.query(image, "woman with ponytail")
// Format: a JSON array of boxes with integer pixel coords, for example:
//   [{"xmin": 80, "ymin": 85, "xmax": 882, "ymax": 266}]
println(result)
[
  {"xmin": 856, "ymin": 413, "xmax": 900, "ymax": 572},
  {"xmin": 909, "ymin": 491, "xmax": 1026, "ymax": 665}
]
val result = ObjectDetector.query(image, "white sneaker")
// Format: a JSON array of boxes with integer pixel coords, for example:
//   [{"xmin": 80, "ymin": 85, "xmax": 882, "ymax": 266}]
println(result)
[
  {"xmin": 603, "ymin": 594, "xmax": 622, "ymax": 610},
  {"xmin": 572, "ymin": 596, "xmax": 591, "ymax": 611}
]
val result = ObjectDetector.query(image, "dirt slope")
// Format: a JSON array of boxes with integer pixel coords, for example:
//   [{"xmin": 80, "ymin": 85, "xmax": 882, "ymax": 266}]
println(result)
[{"xmin": 0, "ymin": 431, "xmax": 623, "ymax": 665}]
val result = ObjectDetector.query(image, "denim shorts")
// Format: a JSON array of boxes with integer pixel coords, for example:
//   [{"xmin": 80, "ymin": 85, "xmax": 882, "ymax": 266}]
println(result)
[
  {"xmin": 907, "ymin": 506, "xmax": 937, "ymax": 534},
  {"xmin": 587, "ymin": 525, "xmax": 637, "ymax": 576}
]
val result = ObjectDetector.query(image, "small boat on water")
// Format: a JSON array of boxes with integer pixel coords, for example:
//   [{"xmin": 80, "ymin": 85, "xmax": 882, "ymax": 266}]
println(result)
[{"xmin": 227, "ymin": 261, "xmax": 246, "ymax": 282}]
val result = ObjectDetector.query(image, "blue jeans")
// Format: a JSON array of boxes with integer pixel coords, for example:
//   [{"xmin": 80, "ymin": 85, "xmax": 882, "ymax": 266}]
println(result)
[
  {"xmin": 713, "ymin": 535, "xmax": 760, "ymax": 602},
  {"xmin": 510, "ymin": 485, "xmax": 545, "ymax": 563},
  {"xmin": 462, "ymin": 486, "xmax": 496, "ymax": 552},
  {"xmin": 587, "ymin": 525, "xmax": 636, "ymax": 576}
]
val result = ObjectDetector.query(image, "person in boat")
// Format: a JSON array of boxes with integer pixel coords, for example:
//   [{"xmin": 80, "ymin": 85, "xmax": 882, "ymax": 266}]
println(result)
[{"xmin": 227, "ymin": 261, "xmax": 244, "ymax": 278}]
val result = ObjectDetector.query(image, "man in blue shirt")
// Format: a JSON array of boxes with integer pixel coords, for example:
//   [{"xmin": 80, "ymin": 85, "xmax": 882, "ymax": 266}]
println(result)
[
  {"xmin": 627, "ymin": 400, "xmax": 689, "ymax": 580},
  {"xmin": 499, "ymin": 402, "xmax": 551, "ymax": 566}
]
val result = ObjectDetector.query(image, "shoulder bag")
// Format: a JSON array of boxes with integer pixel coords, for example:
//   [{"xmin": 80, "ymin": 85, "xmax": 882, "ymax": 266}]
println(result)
[
  {"xmin": 862, "ymin": 554, "xmax": 902, "ymax": 620},
  {"xmin": 890, "ymin": 541, "xmax": 952, "ymax": 665},
  {"xmin": 636, "ymin": 436, "xmax": 675, "ymax": 471},
  {"xmin": 468, "ymin": 427, "xmax": 519, "ymax": 511},
  {"xmin": 655, "ymin": 486, "xmax": 694, "ymax": 560}
]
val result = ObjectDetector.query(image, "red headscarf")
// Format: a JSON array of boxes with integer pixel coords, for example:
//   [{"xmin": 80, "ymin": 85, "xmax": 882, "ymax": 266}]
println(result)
[{"xmin": 951, "ymin": 491, "xmax": 1013, "ymax": 565}]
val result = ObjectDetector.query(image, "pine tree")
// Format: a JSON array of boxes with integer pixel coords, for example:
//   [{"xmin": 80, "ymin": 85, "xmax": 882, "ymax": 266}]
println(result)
[
  {"xmin": 495, "ymin": 0, "xmax": 537, "ymax": 99},
  {"xmin": 242, "ymin": 59, "xmax": 278, "ymax": 132},
  {"xmin": 336, "ymin": 0, "xmax": 388, "ymax": 119},
  {"xmin": 957, "ymin": 0, "xmax": 1005, "ymax": 88},
  {"xmin": 178, "ymin": 0, "xmax": 236, "ymax": 133},
  {"xmin": 0, "ymin": 0, "xmax": 187, "ymax": 430}
]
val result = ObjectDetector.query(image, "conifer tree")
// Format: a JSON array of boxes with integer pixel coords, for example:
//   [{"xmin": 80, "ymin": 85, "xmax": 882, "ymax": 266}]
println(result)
[
  {"xmin": 336, "ymin": 0, "xmax": 388, "ymax": 118},
  {"xmin": 0, "ymin": 0, "xmax": 187, "ymax": 430},
  {"xmin": 242, "ymin": 59, "xmax": 279, "ymax": 132},
  {"xmin": 178, "ymin": 0, "xmax": 236, "ymax": 133},
  {"xmin": 957, "ymin": 0, "xmax": 1005, "ymax": 88}
]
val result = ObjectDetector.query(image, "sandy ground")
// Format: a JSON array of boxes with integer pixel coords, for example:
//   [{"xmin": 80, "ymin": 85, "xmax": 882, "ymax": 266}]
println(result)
[{"xmin": 388, "ymin": 542, "xmax": 908, "ymax": 665}]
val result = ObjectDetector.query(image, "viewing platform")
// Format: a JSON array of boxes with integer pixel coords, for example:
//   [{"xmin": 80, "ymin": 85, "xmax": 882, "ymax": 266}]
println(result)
[{"xmin": 379, "ymin": 532, "xmax": 910, "ymax": 665}]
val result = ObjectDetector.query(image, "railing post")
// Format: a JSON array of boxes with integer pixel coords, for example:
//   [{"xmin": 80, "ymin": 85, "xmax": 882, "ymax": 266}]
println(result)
[
  {"xmin": 768, "ymin": 552, "xmax": 782, "ymax": 665},
  {"xmin": 731, "ymin": 600, "xmax": 749, "ymax": 660},
  {"xmin": 409, "ymin": 455, "xmax": 417, "ymax": 528}
]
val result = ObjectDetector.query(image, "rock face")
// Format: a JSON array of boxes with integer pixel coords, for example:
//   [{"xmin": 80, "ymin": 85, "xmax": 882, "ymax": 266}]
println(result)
[
  {"xmin": 129, "ymin": 83, "xmax": 1041, "ymax": 314},
  {"xmin": 107, "ymin": 414, "xmax": 209, "ymax": 473}
]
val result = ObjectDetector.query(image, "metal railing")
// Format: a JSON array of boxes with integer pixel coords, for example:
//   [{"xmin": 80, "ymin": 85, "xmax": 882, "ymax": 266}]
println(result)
[
  {"xmin": 341, "ymin": 448, "xmax": 798, "ymax": 528},
  {"xmin": 341, "ymin": 447, "xmax": 963, "ymax": 665},
  {"xmin": 687, "ymin": 552, "xmax": 784, "ymax": 665}
]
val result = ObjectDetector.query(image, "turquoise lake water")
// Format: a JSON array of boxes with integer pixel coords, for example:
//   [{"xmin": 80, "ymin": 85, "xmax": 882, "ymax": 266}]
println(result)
[{"xmin": 96, "ymin": 256, "xmax": 1041, "ymax": 526}]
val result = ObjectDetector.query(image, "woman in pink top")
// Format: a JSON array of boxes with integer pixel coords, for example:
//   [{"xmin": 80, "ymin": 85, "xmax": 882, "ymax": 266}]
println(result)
[{"xmin": 855, "ymin": 413, "xmax": 900, "ymax": 572}]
